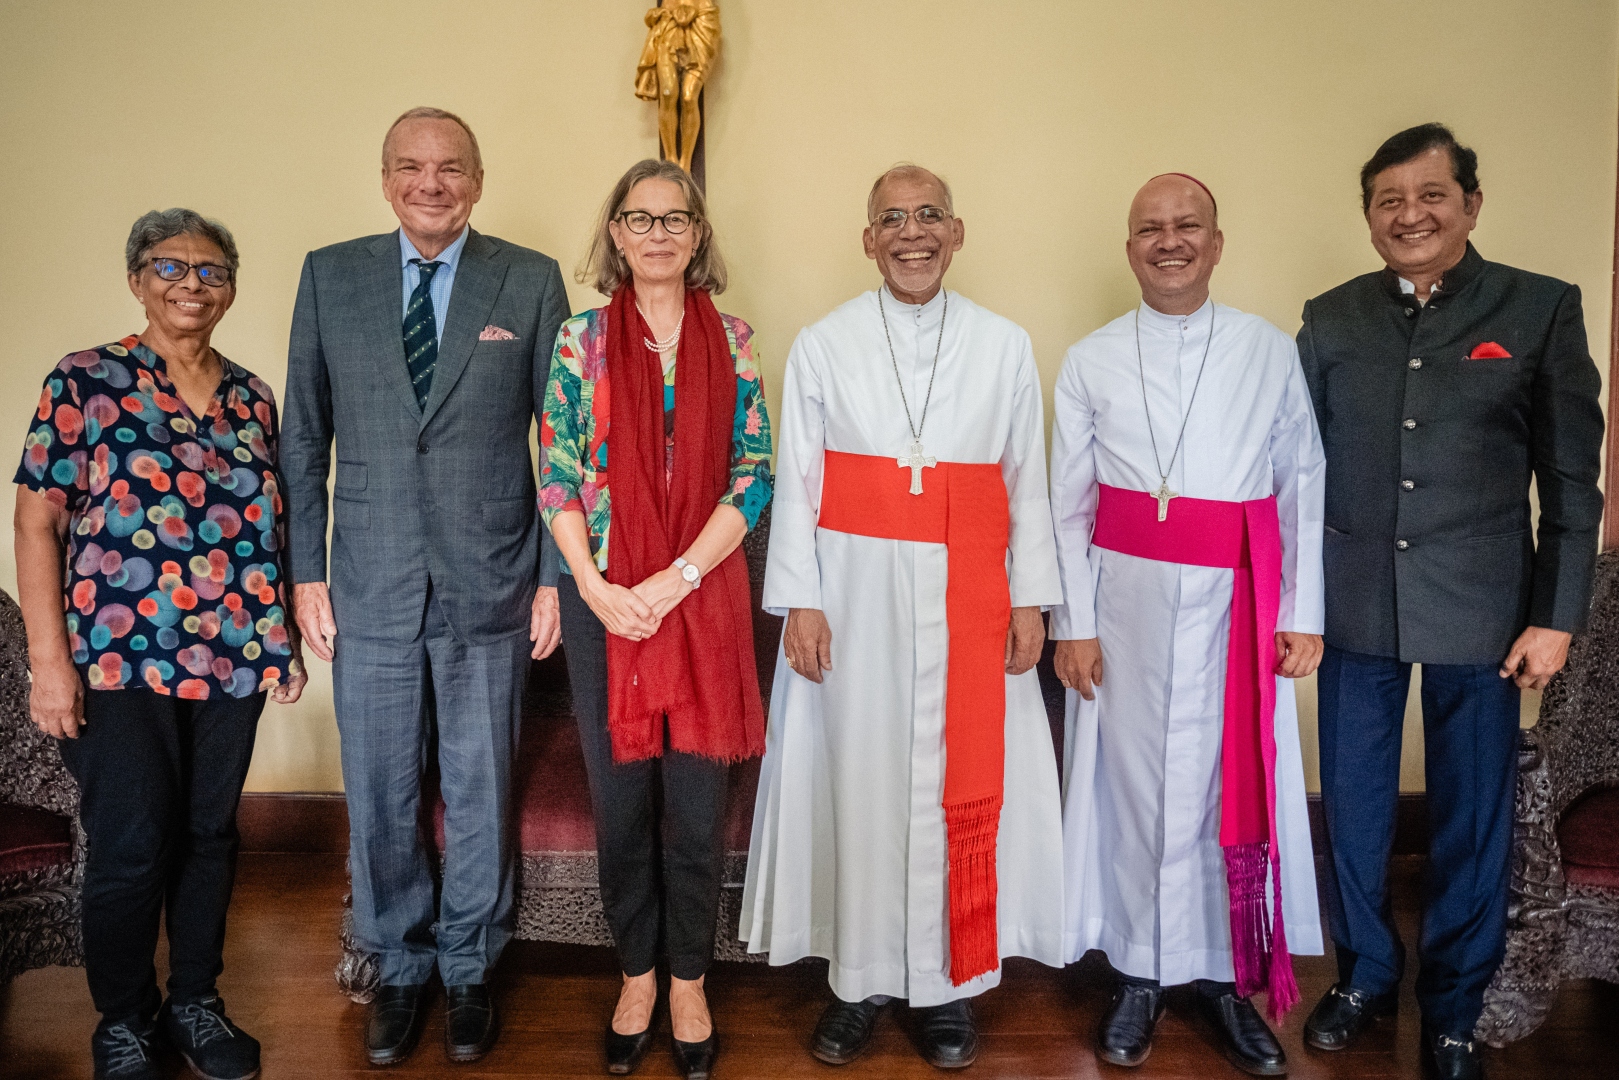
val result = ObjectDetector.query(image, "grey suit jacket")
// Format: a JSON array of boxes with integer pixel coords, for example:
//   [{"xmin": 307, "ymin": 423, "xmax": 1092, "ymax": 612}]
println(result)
[{"xmin": 281, "ymin": 228, "xmax": 571, "ymax": 644}]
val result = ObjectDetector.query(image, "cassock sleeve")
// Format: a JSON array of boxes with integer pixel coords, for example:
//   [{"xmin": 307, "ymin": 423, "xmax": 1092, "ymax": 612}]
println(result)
[
  {"xmin": 1270, "ymin": 335, "xmax": 1326, "ymax": 635},
  {"xmin": 1047, "ymin": 344, "xmax": 1098, "ymax": 640},
  {"xmin": 1001, "ymin": 332, "xmax": 1064, "ymax": 610},
  {"xmin": 760, "ymin": 328, "xmax": 826, "ymax": 616}
]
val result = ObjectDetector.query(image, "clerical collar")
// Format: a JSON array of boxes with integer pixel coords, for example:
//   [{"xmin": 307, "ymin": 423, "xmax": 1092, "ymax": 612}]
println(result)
[
  {"xmin": 880, "ymin": 283, "xmax": 947, "ymax": 314},
  {"xmin": 1137, "ymin": 296, "xmax": 1213, "ymax": 331}
]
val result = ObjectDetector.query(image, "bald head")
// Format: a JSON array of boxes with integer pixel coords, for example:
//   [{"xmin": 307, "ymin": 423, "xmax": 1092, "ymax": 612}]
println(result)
[
  {"xmin": 867, "ymin": 165, "xmax": 953, "ymax": 220},
  {"xmin": 1125, "ymin": 173, "xmax": 1223, "ymax": 316}
]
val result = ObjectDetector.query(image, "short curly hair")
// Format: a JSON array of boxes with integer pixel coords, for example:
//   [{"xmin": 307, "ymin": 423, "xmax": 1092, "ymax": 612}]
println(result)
[{"xmin": 125, "ymin": 208, "xmax": 239, "ymax": 278}]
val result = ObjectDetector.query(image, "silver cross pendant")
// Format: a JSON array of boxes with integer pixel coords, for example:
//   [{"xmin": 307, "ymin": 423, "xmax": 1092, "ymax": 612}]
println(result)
[
  {"xmin": 897, "ymin": 439, "xmax": 938, "ymax": 495},
  {"xmin": 1151, "ymin": 478, "xmax": 1178, "ymax": 522}
]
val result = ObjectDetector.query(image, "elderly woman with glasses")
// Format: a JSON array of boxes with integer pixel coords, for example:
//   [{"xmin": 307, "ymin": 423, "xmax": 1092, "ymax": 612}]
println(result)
[
  {"xmin": 12, "ymin": 208, "xmax": 305, "ymax": 1080},
  {"xmin": 540, "ymin": 159, "xmax": 772, "ymax": 1079}
]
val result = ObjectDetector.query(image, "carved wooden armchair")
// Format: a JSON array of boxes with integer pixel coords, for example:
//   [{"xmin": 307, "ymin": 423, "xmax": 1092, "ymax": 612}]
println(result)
[
  {"xmin": 1478, "ymin": 551, "xmax": 1619, "ymax": 1045},
  {"xmin": 0, "ymin": 587, "xmax": 84, "ymax": 983}
]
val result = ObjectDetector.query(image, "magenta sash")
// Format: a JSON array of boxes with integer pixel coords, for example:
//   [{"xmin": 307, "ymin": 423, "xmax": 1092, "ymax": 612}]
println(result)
[{"xmin": 1092, "ymin": 483, "xmax": 1299, "ymax": 1019}]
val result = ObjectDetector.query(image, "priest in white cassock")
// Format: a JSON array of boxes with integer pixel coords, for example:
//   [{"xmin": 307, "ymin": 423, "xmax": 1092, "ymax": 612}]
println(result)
[
  {"xmin": 741, "ymin": 165, "xmax": 1065, "ymax": 1071},
  {"xmin": 1049, "ymin": 174, "xmax": 1326, "ymax": 1077}
]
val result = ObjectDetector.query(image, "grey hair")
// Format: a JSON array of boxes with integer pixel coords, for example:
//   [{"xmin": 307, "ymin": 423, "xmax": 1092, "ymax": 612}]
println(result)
[
  {"xmin": 383, "ymin": 106, "xmax": 483, "ymax": 171},
  {"xmin": 578, "ymin": 158, "xmax": 727, "ymax": 295},
  {"xmin": 866, "ymin": 163, "xmax": 954, "ymax": 221},
  {"xmin": 125, "ymin": 209, "xmax": 240, "ymax": 277}
]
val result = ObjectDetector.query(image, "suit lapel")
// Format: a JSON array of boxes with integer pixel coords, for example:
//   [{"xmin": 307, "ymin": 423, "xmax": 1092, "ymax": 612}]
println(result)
[
  {"xmin": 364, "ymin": 231, "xmax": 423, "ymax": 417},
  {"xmin": 421, "ymin": 229, "xmax": 506, "ymax": 428}
]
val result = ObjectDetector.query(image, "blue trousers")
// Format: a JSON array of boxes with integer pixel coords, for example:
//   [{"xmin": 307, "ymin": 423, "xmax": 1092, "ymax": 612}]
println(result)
[
  {"xmin": 1315, "ymin": 645, "xmax": 1520, "ymax": 1035},
  {"xmin": 334, "ymin": 590, "xmax": 529, "ymax": 987}
]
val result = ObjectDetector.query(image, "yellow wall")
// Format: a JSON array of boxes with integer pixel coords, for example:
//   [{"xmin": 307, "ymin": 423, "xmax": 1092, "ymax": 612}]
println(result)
[{"xmin": 2, "ymin": 1, "xmax": 1612, "ymax": 793}]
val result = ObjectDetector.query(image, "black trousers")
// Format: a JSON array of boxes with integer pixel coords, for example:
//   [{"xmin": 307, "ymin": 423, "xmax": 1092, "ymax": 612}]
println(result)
[
  {"xmin": 1316, "ymin": 646, "xmax": 1521, "ymax": 1035},
  {"xmin": 59, "ymin": 685, "xmax": 264, "ymax": 1025},
  {"xmin": 558, "ymin": 575, "xmax": 730, "ymax": 980}
]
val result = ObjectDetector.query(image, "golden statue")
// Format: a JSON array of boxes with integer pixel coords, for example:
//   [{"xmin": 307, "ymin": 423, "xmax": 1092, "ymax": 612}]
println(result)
[{"xmin": 635, "ymin": 0, "xmax": 721, "ymax": 172}]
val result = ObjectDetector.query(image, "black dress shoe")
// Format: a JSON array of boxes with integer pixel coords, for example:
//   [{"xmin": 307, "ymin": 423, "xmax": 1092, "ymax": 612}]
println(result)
[
  {"xmin": 445, "ymin": 984, "xmax": 497, "ymax": 1063},
  {"xmin": 605, "ymin": 1021, "xmax": 654, "ymax": 1075},
  {"xmin": 1196, "ymin": 986, "xmax": 1287, "ymax": 1076},
  {"xmin": 1303, "ymin": 984, "xmax": 1397, "ymax": 1051},
  {"xmin": 811, "ymin": 999, "xmax": 881, "ymax": 1065},
  {"xmin": 673, "ymin": 1033, "xmax": 718, "ymax": 1080},
  {"xmin": 366, "ymin": 983, "xmax": 429, "ymax": 1066},
  {"xmin": 913, "ymin": 998, "xmax": 979, "ymax": 1069},
  {"xmin": 1423, "ymin": 1030, "xmax": 1485, "ymax": 1080},
  {"xmin": 1097, "ymin": 980, "xmax": 1167, "ymax": 1067}
]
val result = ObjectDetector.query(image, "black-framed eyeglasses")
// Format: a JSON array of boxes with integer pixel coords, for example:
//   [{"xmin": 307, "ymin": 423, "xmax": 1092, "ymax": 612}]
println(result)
[
  {"xmin": 616, "ymin": 210, "xmax": 696, "ymax": 235},
  {"xmin": 872, "ymin": 206, "xmax": 953, "ymax": 231},
  {"xmin": 148, "ymin": 257, "xmax": 233, "ymax": 287}
]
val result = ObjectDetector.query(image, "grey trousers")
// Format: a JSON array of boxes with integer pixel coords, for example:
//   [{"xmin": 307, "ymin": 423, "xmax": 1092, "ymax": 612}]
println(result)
[{"xmin": 334, "ymin": 589, "xmax": 529, "ymax": 986}]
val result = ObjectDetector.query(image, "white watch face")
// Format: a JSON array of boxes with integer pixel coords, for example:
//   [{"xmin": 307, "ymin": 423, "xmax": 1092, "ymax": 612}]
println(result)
[{"xmin": 681, "ymin": 563, "xmax": 700, "ymax": 583}]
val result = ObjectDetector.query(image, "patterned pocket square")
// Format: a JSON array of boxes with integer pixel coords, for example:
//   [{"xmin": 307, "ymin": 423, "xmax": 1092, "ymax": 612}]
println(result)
[
  {"xmin": 1468, "ymin": 341, "xmax": 1511, "ymax": 359},
  {"xmin": 479, "ymin": 325, "xmax": 517, "ymax": 341}
]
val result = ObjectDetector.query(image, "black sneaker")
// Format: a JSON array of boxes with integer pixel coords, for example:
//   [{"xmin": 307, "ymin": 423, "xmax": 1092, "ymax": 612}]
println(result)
[
  {"xmin": 91, "ymin": 1019, "xmax": 163, "ymax": 1080},
  {"xmin": 161, "ymin": 996, "xmax": 262, "ymax": 1080}
]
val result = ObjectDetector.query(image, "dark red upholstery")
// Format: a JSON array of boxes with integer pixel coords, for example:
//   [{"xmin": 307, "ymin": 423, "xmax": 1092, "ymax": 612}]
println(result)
[
  {"xmin": 0, "ymin": 802, "xmax": 73, "ymax": 877},
  {"xmin": 1559, "ymin": 785, "xmax": 1619, "ymax": 890}
]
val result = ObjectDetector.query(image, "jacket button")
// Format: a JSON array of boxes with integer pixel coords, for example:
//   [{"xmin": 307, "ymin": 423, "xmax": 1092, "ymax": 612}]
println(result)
[
  {"xmin": 1403, "ymin": 419, "xmax": 1417, "ymax": 430},
  {"xmin": 417, "ymin": 439, "xmax": 428, "ymax": 454},
  {"xmin": 1405, "ymin": 308, "xmax": 1416, "ymax": 317},
  {"xmin": 1401, "ymin": 480, "xmax": 1415, "ymax": 491},
  {"xmin": 1409, "ymin": 358, "xmax": 1423, "ymax": 370},
  {"xmin": 1396, "ymin": 540, "xmax": 1410, "ymax": 551}
]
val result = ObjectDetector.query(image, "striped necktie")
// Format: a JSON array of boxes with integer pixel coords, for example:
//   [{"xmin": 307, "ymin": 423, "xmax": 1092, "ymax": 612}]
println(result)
[{"xmin": 403, "ymin": 259, "xmax": 442, "ymax": 409}]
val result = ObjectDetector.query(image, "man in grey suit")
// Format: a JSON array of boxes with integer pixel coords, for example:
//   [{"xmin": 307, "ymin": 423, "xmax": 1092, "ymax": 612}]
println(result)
[{"xmin": 282, "ymin": 107, "xmax": 570, "ymax": 1066}]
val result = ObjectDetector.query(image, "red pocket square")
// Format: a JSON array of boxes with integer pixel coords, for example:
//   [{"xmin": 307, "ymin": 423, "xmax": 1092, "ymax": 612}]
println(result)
[{"xmin": 1468, "ymin": 341, "xmax": 1512, "ymax": 359}]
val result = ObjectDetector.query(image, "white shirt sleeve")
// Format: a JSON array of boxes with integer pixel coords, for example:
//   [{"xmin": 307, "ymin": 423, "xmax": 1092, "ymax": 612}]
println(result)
[
  {"xmin": 1001, "ymin": 332, "xmax": 1064, "ymax": 609},
  {"xmin": 1047, "ymin": 345, "xmax": 1100, "ymax": 640},
  {"xmin": 761, "ymin": 328, "xmax": 827, "ymax": 615},
  {"xmin": 1270, "ymin": 338, "xmax": 1326, "ymax": 635}
]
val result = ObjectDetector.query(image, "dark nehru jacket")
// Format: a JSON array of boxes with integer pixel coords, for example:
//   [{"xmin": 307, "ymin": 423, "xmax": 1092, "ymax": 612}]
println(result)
[{"xmin": 1298, "ymin": 243, "xmax": 1604, "ymax": 665}]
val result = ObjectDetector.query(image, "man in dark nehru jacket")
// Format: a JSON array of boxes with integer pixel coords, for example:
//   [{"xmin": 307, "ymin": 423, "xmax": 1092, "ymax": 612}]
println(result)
[{"xmin": 1296, "ymin": 122, "xmax": 1604, "ymax": 1080}]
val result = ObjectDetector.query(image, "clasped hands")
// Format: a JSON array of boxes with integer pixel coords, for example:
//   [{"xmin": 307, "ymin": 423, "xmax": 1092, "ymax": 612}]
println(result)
[
  {"xmin": 578, "ymin": 565, "xmax": 694, "ymax": 642},
  {"xmin": 1053, "ymin": 631, "xmax": 1325, "ymax": 701},
  {"xmin": 783, "ymin": 605, "xmax": 1047, "ymax": 685}
]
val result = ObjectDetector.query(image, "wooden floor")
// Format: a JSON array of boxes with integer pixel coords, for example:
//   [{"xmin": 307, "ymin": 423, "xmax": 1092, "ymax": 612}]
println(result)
[{"xmin": 2, "ymin": 854, "xmax": 1612, "ymax": 1079}]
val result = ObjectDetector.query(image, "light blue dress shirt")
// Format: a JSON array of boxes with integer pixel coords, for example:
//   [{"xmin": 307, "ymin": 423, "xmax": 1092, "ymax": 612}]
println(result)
[{"xmin": 399, "ymin": 225, "xmax": 470, "ymax": 344}]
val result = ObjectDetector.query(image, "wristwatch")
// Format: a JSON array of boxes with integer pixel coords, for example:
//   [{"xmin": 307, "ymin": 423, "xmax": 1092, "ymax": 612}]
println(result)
[{"xmin": 674, "ymin": 557, "xmax": 701, "ymax": 589}]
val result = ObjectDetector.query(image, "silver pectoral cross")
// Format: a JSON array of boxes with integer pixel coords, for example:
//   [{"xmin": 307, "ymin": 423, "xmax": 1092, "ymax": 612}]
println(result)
[
  {"xmin": 898, "ymin": 439, "xmax": 938, "ymax": 495},
  {"xmin": 1151, "ymin": 478, "xmax": 1178, "ymax": 522}
]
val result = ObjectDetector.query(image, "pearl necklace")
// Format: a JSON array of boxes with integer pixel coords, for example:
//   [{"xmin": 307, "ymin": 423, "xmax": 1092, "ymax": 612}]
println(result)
[{"xmin": 638, "ymin": 303, "xmax": 684, "ymax": 354}]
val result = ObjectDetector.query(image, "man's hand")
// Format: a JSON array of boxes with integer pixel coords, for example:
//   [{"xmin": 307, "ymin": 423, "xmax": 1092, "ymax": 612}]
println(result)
[
  {"xmin": 1004, "ymin": 606, "xmax": 1044, "ymax": 675},
  {"xmin": 1500, "ymin": 626, "xmax": 1572, "ymax": 690},
  {"xmin": 293, "ymin": 582, "xmax": 338, "ymax": 662},
  {"xmin": 1054, "ymin": 638, "xmax": 1104, "ymax": 700},
  {"xmin": 530, "ymin": 586, "xmax": 561, "ymax": 659},
  {"xmin": 784, "ymin": 608, "xmax": 833, "ymax": 684},
  {"xmin": 1275, "ymin": 632, "xmax": 1324, "ymax": 679},
  {"xmin": 631, "ymin": 566, "xmax": 693, "ymax": 623},
  {"xmin": 30, "ymin": 653, "xmax": 84, "ymax": 739}
]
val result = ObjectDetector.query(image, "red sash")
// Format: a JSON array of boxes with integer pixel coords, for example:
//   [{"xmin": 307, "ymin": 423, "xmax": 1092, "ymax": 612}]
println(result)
[
  {"xmin": 818, "ymin": 449, "xmax": 1010, "ymax": 986},
  {"xmin": 1092, "ymin": 483, "xmax": 1300, "ymax": 1019}
]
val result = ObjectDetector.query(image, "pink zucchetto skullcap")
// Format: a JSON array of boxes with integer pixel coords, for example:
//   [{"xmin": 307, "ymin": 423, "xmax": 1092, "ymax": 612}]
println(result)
[{"xmin": 1152, "ymin": 172, "xmax": 1218, "ymax": 215}]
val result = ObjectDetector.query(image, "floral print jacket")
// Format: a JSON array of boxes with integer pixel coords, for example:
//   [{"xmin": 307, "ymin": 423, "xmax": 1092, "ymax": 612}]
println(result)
[
  {"xmin": 539, "ymin": 308, "xmax": 773, "ymax": 573},
  {"xmin": 15, "ymin": 336, "xmax": 292, "ymax": 697}
]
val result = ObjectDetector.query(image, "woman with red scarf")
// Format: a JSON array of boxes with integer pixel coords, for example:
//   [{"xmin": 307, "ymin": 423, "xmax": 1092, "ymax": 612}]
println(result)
[{"xmin": 539, "ymin": 159, "xmax": 772, "ymax": 1079}]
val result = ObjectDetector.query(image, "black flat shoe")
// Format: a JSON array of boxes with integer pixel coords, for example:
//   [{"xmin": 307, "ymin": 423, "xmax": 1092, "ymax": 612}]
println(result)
[
  {"xmin": 1196, "ymin": 986, "xmax": 1287, "ymax": 1077},
  {"xmin": 673, "ymin": 1033, "xmax": 718, "ymax": 1080},
  {"xmin": 1097, "ymin": 979, "xmax": 1167, "ymax": 1067},
  {"xmin": 811, "ymin": 998, "xmax": 881, "ymax": 1066},
  {"xmin": 1423, "ymin": 1030, "xmax": 1485, "ymax": 1080},
  {"xmin": 445, "ymin": 984, "xmax": 496, "ymax": 1063},
  {"xmin": 366, "ymin": 983, "xmax": 429, "ymax": 1067},
  {"xmin": 912, "ymin": 998, "xmax": 979, "ymax": 1069},
  {"xmin": 605, "ymin": 1022, "xmax": 654, "ymax": 1075},
  {"xmin": 1303, "ymin": 984, "xmax": 1397, "ymax": 1051}
]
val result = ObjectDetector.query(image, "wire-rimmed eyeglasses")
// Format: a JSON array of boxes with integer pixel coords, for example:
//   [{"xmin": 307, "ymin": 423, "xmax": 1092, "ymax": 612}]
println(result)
[{"xmin": 871, "ymin": 206, "xmax": 953, "ymax": 231}]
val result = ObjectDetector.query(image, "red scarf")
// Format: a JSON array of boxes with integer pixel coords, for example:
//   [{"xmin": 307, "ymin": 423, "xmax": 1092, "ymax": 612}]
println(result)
[{"xmin": 602, "ymin": 284, "xmax": 764, "ymax": 763}]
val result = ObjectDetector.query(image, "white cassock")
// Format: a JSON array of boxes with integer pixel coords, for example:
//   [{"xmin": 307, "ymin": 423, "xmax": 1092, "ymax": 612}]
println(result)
[
  {"xmin": 741, "ymin": 286, "xmax": 1066, "ymax": 1006},
  {"xmin": 1049, "ymin": 298, "xmax": 1326, "ymax": 986}
]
